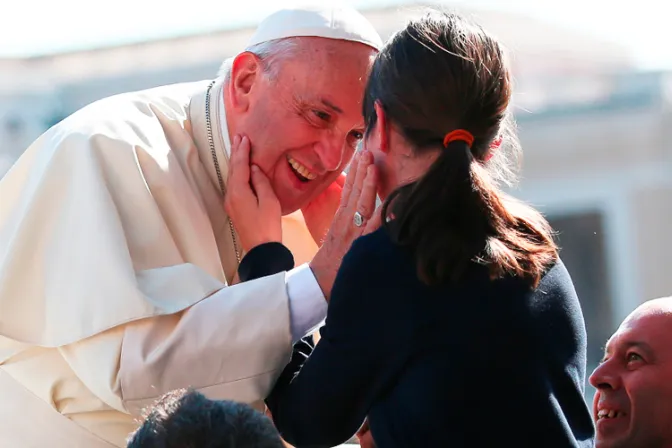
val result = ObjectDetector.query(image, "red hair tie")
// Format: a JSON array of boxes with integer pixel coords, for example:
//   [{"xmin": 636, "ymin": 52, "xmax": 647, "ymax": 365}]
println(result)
[{"xmin": 443, "ymin": 129, "xmax": 474, "ymax": 148}]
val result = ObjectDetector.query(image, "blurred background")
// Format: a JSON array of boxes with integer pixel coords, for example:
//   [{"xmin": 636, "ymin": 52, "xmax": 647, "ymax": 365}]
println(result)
[{"xmin": 0, "ymin": 0, "xmax": 670, "ymax": 404}]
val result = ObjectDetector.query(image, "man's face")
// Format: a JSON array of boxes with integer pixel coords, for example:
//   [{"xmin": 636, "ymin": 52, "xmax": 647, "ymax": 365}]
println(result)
[
  {"xmin": 589, "ymin": 307, "xmax": 672, "ymax": 448},
  {"xmin": 230, "ymin": 38, "xmax": 376, "ymax": 215}
]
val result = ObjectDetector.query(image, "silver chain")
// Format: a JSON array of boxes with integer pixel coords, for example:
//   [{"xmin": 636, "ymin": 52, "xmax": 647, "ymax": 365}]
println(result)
[{"xmin": 205, "ymin": 80, "xmax": 241, "ymax": 264}]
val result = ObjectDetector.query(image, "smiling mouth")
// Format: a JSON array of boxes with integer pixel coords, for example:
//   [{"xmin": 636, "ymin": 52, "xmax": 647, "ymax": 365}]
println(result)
[
  {"xmin": 597, "ymin": 409, "xmax": 626, "ymax": 420},
  {"xmin": 287, "ymin": 156, "xmax": 317, "ymax": 182}
]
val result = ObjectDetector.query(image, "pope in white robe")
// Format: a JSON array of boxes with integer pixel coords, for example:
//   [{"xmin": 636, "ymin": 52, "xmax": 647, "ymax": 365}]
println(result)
[{"xmin": 0, "ymin": 5, "xmax": 382, "ymax": 447}]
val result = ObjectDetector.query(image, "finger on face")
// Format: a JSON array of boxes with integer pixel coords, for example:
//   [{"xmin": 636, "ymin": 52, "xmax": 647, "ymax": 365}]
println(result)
[
  {"xmin": 341, "ymin": 151, "xmax": 361, "ymax": 205},
  {"xmin": 348, "ymin": 151, "xmax": 373, "ymax": 211},
  {"xmin": 356, "ymin": 164, "xmax": 377, "ymax": 219},
  {"xmin": 250, "ymin": 164, "xmax": 276, "ymax": 205},
  {"xmin": 228, "ymin": 135, "xmax": 240, "ymax": 178},
  {"xmin": 231, "ymin": 135, "xmax": 251, "ymax": 185}
]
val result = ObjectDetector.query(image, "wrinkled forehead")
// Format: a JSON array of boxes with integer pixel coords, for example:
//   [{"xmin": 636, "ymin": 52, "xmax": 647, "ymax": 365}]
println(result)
[
  {"xmin": 298, "ymin": 45, "xmax": 373, "ymax": 88},
  {"xmin": 281, "ymin": 41, "xmax": 374, "ymax": 116}
]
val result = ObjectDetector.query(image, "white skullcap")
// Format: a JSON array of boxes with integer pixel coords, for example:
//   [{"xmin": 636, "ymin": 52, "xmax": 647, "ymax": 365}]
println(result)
[{"xmin": 247, "ymin": 3, "xmax": 383, "ymax": 51}]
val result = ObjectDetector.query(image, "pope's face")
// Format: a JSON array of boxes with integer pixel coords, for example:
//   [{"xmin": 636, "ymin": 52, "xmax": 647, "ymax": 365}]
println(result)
[{"xmin": 230, "ymin": 38, "xmax": 376, "ymax": 215}]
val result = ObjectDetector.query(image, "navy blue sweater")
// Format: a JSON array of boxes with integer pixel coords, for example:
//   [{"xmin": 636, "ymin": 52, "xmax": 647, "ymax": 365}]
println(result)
[{"xmin": 257, "ymin": 228, "xmax": 595, "ymax": 447}]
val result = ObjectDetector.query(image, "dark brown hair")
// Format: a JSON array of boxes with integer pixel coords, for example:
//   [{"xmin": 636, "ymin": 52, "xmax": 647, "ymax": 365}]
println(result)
[
  {"xmin": 363, "ymin": 11, "xmax": 557, "ymax": 287},
  {"xmin": 127, "ymin": 389, "xmax": 284, "ymax": 448}
]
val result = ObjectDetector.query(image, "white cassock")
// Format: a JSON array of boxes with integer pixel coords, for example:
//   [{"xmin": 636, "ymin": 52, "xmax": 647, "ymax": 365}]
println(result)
[{"xmin": 0, "ymin": 77, "xmax": 325, "ymax": 447}]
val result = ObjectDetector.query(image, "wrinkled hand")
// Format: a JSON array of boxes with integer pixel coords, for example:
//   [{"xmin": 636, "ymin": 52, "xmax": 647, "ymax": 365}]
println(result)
[
  {"xmin": 224, "ymin": 135, "xmax": 282, "ymax": 252},
  {"xmin": 301, "ymin": 173, "xmax": 347, "ymax": 246},
  {"xmin": 309, "ymin": 150, "xmax": 381, "ymax": 300}
]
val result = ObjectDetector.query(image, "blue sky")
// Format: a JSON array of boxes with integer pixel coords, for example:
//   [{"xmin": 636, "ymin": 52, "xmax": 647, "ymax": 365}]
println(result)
[{"xmin": 0, "ymin": 0, "xmax": 669, "ymax": 70}]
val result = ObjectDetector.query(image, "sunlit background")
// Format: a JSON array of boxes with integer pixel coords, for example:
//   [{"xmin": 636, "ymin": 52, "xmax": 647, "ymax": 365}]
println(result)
[{"xmin": 1, "ymin": 0, "xmax": 671, "ymax": 406}]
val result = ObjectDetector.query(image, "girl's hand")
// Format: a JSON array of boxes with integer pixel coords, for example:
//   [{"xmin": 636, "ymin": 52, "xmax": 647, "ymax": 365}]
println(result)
[
  {"xmin": 224, "ymin": 135, "xmax": 282, "ymax": 252},
  {"xmin": 308, "ymin": 150, "xmax": 381, "ymax": 300}
]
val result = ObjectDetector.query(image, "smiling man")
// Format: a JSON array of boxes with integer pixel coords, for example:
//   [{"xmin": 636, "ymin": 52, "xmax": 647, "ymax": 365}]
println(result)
[
  {"xmin": 0, "ymin": 4, "xmax": 380, "ymax": 447},
  {"xmin": 221, "ymin": 33, "xmax": 371, "ymax": 215},
  {"xmin": 589, "ymin": 296, "xmax": 672, "ymax": 448}
]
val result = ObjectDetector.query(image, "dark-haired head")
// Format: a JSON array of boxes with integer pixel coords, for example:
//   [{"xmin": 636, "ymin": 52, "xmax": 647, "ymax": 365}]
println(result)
[
  {"xmin": 362, "ymin": 10, "xmax": 557, "ymax": 286},
  {"xmin": 126, "ymin": 389, "xmax": 284, "ymax": 448}
]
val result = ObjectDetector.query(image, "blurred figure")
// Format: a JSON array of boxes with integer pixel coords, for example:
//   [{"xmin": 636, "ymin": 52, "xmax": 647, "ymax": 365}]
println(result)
[
  {"xmin": 590, "ymin": 296, "xmax": 672, "ymax": 448},
  {"xmin": 232, "ymin": 10, "xmax": 595, "ymax": 448},
  {"xmin": 127, "ymin": 389, "xmax": 284, "ymax": 448}
]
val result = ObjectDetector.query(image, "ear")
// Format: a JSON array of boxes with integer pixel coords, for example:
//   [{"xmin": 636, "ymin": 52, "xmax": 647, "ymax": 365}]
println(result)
[
  {"xmin": 374, "ymin": 101, "xmax": 390, "ymax": 153},
  {"xmin": 227, "ymin": 52, "xmax": 262, "ymax": 113}
]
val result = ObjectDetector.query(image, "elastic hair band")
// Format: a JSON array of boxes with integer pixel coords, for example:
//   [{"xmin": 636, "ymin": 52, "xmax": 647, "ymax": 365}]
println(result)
[{"xmin": 443, "ymin": 129, "xmax": 474, "ymax": 148}]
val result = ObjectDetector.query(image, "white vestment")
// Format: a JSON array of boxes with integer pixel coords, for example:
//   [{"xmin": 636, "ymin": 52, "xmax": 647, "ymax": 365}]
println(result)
[{"xmin": 0, "ymin": 78, "xmax": 320, "ymax": 447}]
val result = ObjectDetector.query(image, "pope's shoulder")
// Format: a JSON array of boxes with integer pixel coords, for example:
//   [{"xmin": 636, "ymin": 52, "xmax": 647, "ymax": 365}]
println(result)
[
  {"xmin": 15, "ymin": 80, "xmax": 212, "ymax": 172},
  {"xmin": 51, "ymin": 80, "xmax": 211, "ymax": 138}
]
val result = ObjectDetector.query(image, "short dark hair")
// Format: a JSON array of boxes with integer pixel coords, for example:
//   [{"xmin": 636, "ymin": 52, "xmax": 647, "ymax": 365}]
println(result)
[
  {"xmin": 127, "ymin": 389, "xmax": 284, "ymax": 448},
  {"xmin": 364, "ymin": 10, "xmax": 557, "ymax": 287}
]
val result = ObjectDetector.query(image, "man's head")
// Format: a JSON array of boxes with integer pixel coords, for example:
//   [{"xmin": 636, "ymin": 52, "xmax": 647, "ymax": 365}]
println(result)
[
  {"xmin": 127, "ymin": 389, "xmax": 284, "ymax": 448},
  {"xmin": 222, "ymin": 5, "xmax": 380, "ymax": 214},
  {"xmin": 589, "ymin": 296, "xmax": 672, "ymax": 448}
]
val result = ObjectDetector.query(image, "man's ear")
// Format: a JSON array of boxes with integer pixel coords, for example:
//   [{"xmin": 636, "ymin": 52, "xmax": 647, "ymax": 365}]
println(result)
[
  {"xmin": 374, "ymin": 101, "xmax": 390, "ymax": 154},
  {"xmin": 227, "ymin": 52, "xmax": 262, "ymax": 113}
]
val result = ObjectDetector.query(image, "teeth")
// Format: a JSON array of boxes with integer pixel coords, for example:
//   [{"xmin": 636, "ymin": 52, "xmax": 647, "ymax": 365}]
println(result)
[
  {"xmin": 287, "ymin": 157, "xmax": 317, "ymax": 180},
  {"xmin": 598, "ymin": 409, "xmax": 621, "ymax": 419}
]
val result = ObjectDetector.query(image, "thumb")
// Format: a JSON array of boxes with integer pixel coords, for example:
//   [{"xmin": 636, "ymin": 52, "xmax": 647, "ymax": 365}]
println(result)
[{"xmin": 250, "ymin": 165, "xmax": 277, "ymax": 204}]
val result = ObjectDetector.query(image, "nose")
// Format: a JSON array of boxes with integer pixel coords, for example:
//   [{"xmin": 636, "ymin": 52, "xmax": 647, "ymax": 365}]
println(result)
[
  {"xmin": 589, "ymin": 360, "xmax": 621, "ymax": 391},
  {"xmin": 314, "ymin": 131, "xmax": 346, "ymax": 172}
]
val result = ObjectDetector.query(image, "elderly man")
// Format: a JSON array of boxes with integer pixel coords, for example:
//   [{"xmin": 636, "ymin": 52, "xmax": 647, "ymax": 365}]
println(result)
[
  {"xmin": 590, "ymin": 296, "xmax": 672, "ymax": 448},
  {"xmin": 0, "ymin": 4, "xmax": 381, "ymax": 447}
]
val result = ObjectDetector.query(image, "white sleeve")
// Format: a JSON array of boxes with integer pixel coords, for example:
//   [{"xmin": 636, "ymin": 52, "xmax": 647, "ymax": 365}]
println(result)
[
  {"xmin": 59, "ymin": 272, "xmax": 295, "ymax": 417},
  {"xmin": 286, "ymin": 263, "xmax": 327, "ymax": 342}
]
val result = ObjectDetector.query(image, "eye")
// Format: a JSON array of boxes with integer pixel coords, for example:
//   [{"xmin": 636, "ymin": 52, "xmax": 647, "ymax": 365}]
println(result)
[
  {"xmin": 626, "ymin": 352, "xmax": 643, "ymax": 364},
  {"xmin": 347, "ymin": 130, "xmax": 364, "ymax": 148},
  {"xmin": 312, "ymin": 110, "xmax": 331, "ymax": 122}
]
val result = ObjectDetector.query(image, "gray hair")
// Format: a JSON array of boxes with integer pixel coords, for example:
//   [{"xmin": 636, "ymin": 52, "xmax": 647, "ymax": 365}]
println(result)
[{"xmin": 217, "ymin": 37, "xmax": 301, "ymax": 81}]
